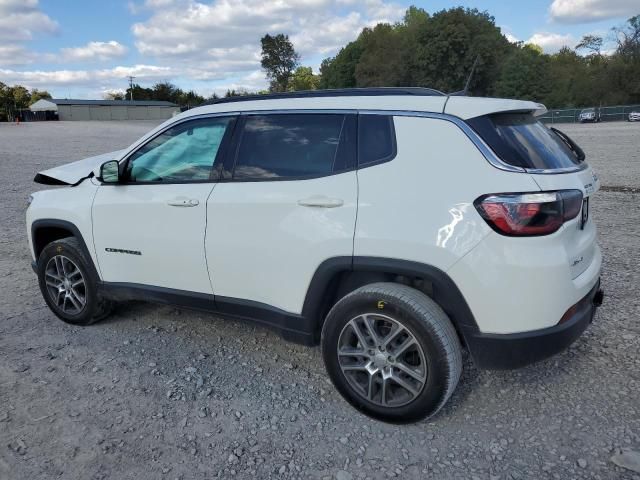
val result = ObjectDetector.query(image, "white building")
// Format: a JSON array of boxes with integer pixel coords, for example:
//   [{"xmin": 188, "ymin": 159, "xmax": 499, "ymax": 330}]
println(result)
[{"xmin": 30, "ymin": 99, "xmax": 180, "ymax": 121}]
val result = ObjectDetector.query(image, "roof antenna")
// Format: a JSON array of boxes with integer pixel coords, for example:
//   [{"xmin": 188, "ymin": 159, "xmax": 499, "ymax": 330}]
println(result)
[{"xmin": 449, "ymin": 55, "xmax": 479, "ymax": 96}]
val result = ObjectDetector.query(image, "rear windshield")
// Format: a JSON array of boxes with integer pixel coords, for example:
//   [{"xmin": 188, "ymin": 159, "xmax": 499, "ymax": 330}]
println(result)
[{"xmin": 467, "ymin": 112, "xmax": 582, "ymax": 170}]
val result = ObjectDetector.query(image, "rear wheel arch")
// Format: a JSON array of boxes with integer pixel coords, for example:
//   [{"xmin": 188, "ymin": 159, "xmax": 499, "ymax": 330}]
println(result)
[{"xmin": 302, "ymin": 257, "xmax": 479, "ymax": 345}]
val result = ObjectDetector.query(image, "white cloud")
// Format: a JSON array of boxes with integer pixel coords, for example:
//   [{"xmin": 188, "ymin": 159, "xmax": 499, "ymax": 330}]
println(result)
[
  {"xmin": 550, "ymin": 0, "xmax": 639, "ymax": 24},
  {"xmin": 505, "ymin": 33, "xmax": 519, "ymax": 43},
  {"xmin": 526, "ymin": 32, "xmax": 576, "ymax": 52},
  {"xmin": 0, "ymin": 64, "xmax": 172, "ymax": 89},
  {"xmin": 0, "ymin": 45, "xmax": 37, "ymax": 66},
  {"xmin": 132, "ymin": 0, "xmax": 405, "ymax": 68},
  {"xmin": 5, "ymin": 0, "xmax": 407, "ymax": 96},
  {"xmin": 0, "ymin": 0, "xmax": 58, "ymax": 42},
  {"xmin": 60, "ymin": 41, "xmax": 128, "ymax": 62}
]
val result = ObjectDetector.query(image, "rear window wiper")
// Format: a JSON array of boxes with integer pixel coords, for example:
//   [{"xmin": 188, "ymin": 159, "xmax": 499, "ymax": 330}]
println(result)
[{"xmin": 550, "ymin": 127, "xmax": 585, "ymax": 162}]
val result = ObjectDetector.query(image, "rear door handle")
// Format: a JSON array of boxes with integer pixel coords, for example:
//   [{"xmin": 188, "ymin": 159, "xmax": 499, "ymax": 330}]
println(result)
[
  {"xmin": 167, "ymin": 198, "xmax": 199, "ymax": 207},
  {"xmin": 297, "ymin": 196, "xmax": 344, "ymax": 208}
]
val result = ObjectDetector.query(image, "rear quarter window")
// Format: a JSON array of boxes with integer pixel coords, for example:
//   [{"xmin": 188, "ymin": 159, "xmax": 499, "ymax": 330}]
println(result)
[
  {"xmin": 467, "ymin": 112, "xmax": 582, "ymax": 170},
  {"xmin": 358, "ymin": 115, "xmax": 397, "ymax": 167}
]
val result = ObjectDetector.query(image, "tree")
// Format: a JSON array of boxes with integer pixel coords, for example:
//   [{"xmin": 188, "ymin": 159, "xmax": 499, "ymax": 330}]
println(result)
[
  {"xmin": 408, "ymin": 8, "xmax": 511, "ymax": 94},
  {"xmin": 493, "ymin": 44, "xmax": 551, "ymax": 102},
  {"xmin": 29, "ymin": 89, "xmax": 52, "ymax": 104},
  {"xmin": 104, "ymin": 91, "xmax": 125, "ymax": 100},
  {"xmin": 576, "ymin": 35, "xmax": 603, "ymax": 55},
  {"xmin": 354, "ymin": 24, "xmax": 406, "ymax": 87},
  {"xmin": 260, "ymin": 33, "xmax": 300, "ymax": 92},
  {"xmin": 613, "ymin": 15, "xmax": 640, "ymax": 58},
  {"xmin": 318, "ymin": 41, "xmax": 363, "ymax": 89},
  {"xmin": 289, "ymin": 66, "xmax": 319, "ymax": 91}
]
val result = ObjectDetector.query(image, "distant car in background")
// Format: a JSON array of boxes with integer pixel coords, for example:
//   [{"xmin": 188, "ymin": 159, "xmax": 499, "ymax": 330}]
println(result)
[
  {"xmin": 628, "ymin": 110, "xmax": 640, "ymax": 122},
  {"xmin": 579, "ymin": 107, "xmax": 600, "ymax": 123}
]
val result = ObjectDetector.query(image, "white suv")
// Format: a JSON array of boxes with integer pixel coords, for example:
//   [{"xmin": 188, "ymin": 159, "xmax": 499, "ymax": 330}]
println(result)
[{"xmin": 27, "ymin": 88, "xmax": 603, "ymax": 423}]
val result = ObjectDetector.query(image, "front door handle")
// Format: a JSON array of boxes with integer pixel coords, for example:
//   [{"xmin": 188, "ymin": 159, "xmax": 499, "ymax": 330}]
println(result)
[
  {"xmin": 167, "ymin": 198, "xmax": 199, "ymax": 207},
  {"xmin": 297, "ymin": 196, "xmax": 344, "ymax": 208}
]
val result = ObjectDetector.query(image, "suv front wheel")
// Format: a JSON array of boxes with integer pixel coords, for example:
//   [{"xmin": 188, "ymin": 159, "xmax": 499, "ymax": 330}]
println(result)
[
  {"xmin": 321, "ymin": 283, "xmax": 462, "ymax": 423},
  {"xmin": 37, "ymin": 237, "xmax": 113, "ymax": 325}
]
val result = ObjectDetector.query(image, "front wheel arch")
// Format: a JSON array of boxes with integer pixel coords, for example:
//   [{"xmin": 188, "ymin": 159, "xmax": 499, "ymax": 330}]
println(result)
[{"xmin": 31, "ymin": 219, "xmax": 100, "ymax": 280}]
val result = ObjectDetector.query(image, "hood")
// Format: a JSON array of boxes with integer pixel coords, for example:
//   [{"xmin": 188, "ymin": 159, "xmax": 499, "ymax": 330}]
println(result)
[{"xmin": 34, "ymin": 149, "xmax": 126, "ymax": 186}]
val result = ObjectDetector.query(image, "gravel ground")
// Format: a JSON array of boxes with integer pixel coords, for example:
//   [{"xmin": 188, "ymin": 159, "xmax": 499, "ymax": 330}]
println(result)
[{"xmin": 1, "ymin": 120, "xmax": 639, "ymax": 480}]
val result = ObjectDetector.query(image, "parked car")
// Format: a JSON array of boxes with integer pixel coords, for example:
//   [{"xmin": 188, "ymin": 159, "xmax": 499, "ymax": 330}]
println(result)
[
  {"xmin": 628, "ymin": 110, "xmax": 640, "ymax": 122},
  {"xmin": 578, "ymin": 107, "xmax": 600, "ymax": 123},
  {"xmin": 27, "ymin": 88, "xmax": 603, "ymax": 423}
]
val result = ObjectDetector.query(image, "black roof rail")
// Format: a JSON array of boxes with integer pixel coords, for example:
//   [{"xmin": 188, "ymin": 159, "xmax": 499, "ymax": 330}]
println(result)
[{"xmin": 206, "ymin": 87, "xmax": 445, "ymax": 105}]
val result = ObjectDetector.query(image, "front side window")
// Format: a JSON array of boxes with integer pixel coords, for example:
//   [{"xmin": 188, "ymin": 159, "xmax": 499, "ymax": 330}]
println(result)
[
  {"xmin": 125, "ymin": 117, "xmax": 233, "ymax": 182},
  {"xmin": 233, "ymin": 114, "xmax": 351, "ymax": 180}
]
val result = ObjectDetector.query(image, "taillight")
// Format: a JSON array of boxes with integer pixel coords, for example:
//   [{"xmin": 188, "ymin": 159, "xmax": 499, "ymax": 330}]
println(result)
[{"xmin": 474, "ymin": 190, "xmax": 583, "ymax": 236}]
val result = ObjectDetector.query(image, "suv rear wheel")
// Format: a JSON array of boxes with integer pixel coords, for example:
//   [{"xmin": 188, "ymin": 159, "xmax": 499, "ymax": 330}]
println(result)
[
  {"xmin": 37, "ymin": 237, "xmax": 113, "ymax": 325},
  {"xmin": 321, "ymin": 283, "xmax": 462, "ymax": 423}
]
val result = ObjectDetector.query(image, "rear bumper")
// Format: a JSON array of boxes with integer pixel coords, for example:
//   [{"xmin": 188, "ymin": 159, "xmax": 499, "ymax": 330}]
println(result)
[{"xmin": 465, "ymin": 279, "xmax": 603, "ymax": 369}]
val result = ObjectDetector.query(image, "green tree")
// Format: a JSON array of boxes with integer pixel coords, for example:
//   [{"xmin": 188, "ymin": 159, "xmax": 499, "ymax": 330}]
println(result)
[
  {"xmin": 260, "ymin": 33, "xmax": 300, "ymax": 92},
  {"xmin": 318, "ymin": 40, "xmax": 363, "ymax": 89},
  {"xmin": 289, "ymin": 66, "xmax": 319, "ymax": 91},
  {"xmin": 575, "ymin": 35, "xmax": 603, "ymax": 55},
  {"xmin": 409, "ymin": 8, "xmax": 511, "ymax": 94},
  {"xmin": 493, "ymin": 44, "xmax": 551, "ymax": 102},
  {"xmin": 29, "ymin": 89, "xmax": 52, "ymax": 104},
  {"xmin": 354, "ymin": 24, "xmax": 406, "ymax": 87}
]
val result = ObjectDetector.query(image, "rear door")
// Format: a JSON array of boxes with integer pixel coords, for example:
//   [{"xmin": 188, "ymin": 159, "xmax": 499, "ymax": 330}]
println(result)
[
  {"xmin": 467, "ymin": 112, "xmax": 600, "ymax": 279},
  {"xmin": 205, "ymin": 112, "xmax": 357, "ymax": 314}
]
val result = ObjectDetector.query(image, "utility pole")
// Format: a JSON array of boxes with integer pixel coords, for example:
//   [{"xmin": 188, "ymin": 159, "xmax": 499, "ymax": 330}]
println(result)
[{"xmin": 128, "ymin": 76, "xmax": 136, "ymax": 101}]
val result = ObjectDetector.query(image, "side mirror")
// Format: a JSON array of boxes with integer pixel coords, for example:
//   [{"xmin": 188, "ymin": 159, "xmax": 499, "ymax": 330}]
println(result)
[{"xmin": 99, "ymin": 160, "xmax": 120, "ymax": 184}]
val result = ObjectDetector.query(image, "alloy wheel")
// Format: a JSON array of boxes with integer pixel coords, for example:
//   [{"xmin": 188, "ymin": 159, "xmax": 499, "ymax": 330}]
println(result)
[
  {"xmin": 44, "ymin": 255, "xmax": 87, "ymax": 315},
  {"xmin": 337, "ymin": 313, "xmax": 427, "ymax": 407}
]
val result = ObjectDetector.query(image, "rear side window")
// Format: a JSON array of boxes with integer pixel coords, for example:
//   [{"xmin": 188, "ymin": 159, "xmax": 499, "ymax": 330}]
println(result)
[
  {"xmin": 467, "ymin": 112, "xmax": 582, "ymax": 170},
  {"xmin": 233, "ymin": 114, "xmax": 353, "ymax": 180},
  {"xmin": 358, "ymin": 115, "xmax": 396, "ymax": 166}
]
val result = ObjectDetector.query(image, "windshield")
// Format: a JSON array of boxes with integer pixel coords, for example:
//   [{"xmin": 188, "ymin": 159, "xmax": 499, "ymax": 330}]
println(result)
[
  {"xmin": 467, "ymin": 112, "xmax": 582, "ymax": 170},
  {"xmin": 581, "ymin": 109, "xmax": 594, "ymax": 113}
]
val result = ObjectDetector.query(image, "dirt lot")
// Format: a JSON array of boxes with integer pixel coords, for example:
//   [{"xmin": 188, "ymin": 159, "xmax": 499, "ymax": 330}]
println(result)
[{"xmin": 1, "ymin": 120, "xmax": 639, "ymax": 480}]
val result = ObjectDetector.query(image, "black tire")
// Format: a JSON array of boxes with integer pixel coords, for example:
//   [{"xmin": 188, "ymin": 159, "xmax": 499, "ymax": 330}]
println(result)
[
  {"xmin": 321, "ymin": 282, "xmax": 462, "ymax": 423},
  {"xmin": 37, "ymin": 237, "xmax": 113, "ymax": 325}
]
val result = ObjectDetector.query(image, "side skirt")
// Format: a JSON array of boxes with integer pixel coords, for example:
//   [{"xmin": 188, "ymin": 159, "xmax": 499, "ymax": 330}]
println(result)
[{"xmin": 99, "ymin": 282, "xmax": 316, "ymax": 346}]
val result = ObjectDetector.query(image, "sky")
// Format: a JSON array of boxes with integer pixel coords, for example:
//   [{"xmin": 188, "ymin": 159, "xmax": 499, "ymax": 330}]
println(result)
[{"xmin": 0, "ymin": 0, "xmax": 638, "ymax": 99}]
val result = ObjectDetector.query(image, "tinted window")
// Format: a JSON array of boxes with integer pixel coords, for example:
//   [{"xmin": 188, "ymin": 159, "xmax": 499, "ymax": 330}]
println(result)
[
  {"xmin": 126, "ymin": 117, "xmax": 233, "ymax": 182},
  {"xmin": 467, "ymin": 113, "xmax": 581, "ymax": 170},
  {"xmin": 233, "ymin": 114, "xmax": 349, "ymax": 180},
  {"xmin": 358, "ymin": 115, "xmax": 396, "ymax": 166}
]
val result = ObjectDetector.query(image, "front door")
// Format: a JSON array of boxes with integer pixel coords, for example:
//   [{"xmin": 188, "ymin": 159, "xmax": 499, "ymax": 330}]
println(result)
[{"xmin": 92, "ymin": 115, "xmax": 236, "ymax": 294}]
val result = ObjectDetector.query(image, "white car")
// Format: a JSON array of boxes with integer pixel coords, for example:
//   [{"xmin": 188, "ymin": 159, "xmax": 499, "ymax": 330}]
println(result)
[
  {"xmin": 27, "ymin": 88, "xmax": 603, "ymax": 423},
  {"xmin": 578, "ymin": 107, "xmax": 600, "ymax": 123},
  {"xmin": 628, "ymin": 110, "xmax": 640, "ymax": 122}
]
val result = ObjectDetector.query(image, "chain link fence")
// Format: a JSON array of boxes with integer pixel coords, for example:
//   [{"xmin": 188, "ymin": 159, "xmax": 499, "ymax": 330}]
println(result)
[{"xmin": 539, "ymin": 104, "xmax": 640, "ymax": 123}]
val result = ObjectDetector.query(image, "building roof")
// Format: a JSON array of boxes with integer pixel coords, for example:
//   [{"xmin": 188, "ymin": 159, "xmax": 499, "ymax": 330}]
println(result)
[{"xmin": 49, "ymin": 99, "xmax": 178, "ymax": 107}]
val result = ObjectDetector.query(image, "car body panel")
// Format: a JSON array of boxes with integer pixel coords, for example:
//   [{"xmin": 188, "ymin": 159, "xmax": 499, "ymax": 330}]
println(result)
[
  {"xmin": 34, "ymin": 149, "xmax": 126, "ymax": 185},
  {"xmin": 206, "ymin": 172, "xmax": 358, "ymax": 314},
  {"xmin": 92, "ymin": 182, "xmax": 217, "ymax": 294},
  {"xmin": 354, "ymin": 116, "xmax": 541, "ymax": 272},
  {"xmin": 27, "ymin": 180, "xmax": 99, "ymax": 267}
]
